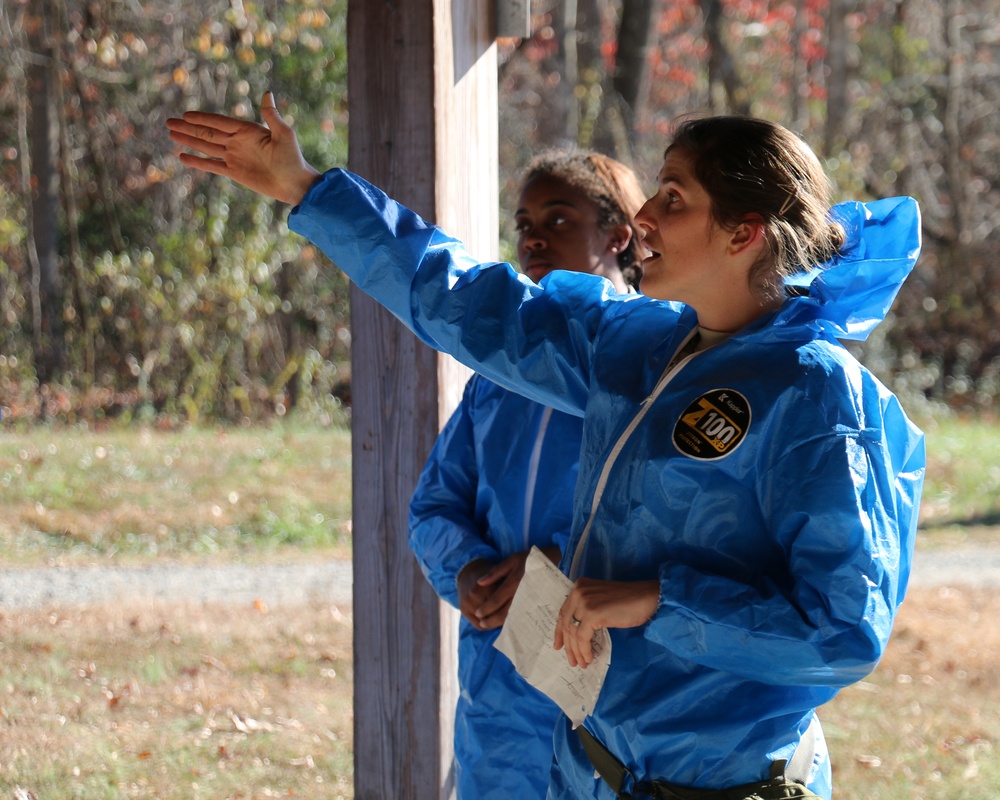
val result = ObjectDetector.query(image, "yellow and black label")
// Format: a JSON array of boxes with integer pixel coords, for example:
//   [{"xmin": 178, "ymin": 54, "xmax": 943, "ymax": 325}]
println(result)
[{"xmin": 673, "ymin": 389, "xmax": 751, "ymax": 460}]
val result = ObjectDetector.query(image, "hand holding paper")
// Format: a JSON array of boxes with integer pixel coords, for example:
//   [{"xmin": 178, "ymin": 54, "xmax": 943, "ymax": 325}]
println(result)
[{"xmin": 494, "ymin": 547, "xmax": 612, "ymax": 728}]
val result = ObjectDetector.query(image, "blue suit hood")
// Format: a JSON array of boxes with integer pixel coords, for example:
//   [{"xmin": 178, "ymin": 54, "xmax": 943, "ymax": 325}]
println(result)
[{"xmin": 779, "ymin": 196, "xmax": 921, "ymax": 341}]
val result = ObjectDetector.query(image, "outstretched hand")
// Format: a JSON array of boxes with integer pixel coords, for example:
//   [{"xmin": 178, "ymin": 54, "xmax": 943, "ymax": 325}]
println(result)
[{"xmin": 166, "ymin": 92, "xmax": 321, "ymax": 206}]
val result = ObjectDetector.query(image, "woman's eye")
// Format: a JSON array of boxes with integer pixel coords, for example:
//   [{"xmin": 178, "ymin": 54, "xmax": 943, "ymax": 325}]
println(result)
[
  {"xmin": 551, "ymin": 216, "xmax": 569, "ymax": 227},
  {"xmin": 515, "ymin": 220, "xmax": 530, "ymax": 233}
]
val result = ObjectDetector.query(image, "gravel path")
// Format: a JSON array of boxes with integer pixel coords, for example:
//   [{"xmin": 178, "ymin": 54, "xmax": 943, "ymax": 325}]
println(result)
[
  {"xmin": 909, "ymin": 543, "xmax": 1000, "ymax": 588},
  {"xmin": 0, "ymin": 559, "xmax": 353, "ymax": 611},
  {"xmin": 0, "ymin": 544, "xmax": 998, "ymax": 611}
]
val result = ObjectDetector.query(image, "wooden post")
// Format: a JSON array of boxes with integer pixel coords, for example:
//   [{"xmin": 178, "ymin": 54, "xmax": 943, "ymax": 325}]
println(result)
[
  {"xmin": 347, "ymin": 2, "xmax": 497, "ymax": 798},
  {"xmin": 497, "ymin": 0, "xmax": 532, "ymax": 38}
]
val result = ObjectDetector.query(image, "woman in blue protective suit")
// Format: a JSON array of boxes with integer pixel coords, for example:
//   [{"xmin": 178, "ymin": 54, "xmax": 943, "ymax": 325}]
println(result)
[
  {"xmin": 167, "ymin": 100, "xmax": 925, "ymax": 800},
  {"xmin": 408, "ymin": 150, "xmax": 647, "ymax": 799}
]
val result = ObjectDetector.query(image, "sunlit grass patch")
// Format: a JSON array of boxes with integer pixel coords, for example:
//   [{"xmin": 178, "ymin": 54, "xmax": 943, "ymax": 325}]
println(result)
[
  {"xmin": 3, "ymin": 587, "xmax": 998, "ymax": 798},
  {"xmin": 0, "ymin": 600, "xmax": 355, "ymax": 798},
  {"xmin": 920, "ymin": 414, "xmax": 1000, "ymax": 541},
  {"xmin": 0, "ymin": 422, "xmax": 352, "ymax": 564},
  {"xmin": 823, "ymin": 586, "xmax": 1000, "ymax": 800}
]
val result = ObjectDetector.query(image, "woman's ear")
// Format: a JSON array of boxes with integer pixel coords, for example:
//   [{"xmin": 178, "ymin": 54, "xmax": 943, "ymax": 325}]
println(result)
[
  {"xmin": 727, "ymin": 216, "xmax": 765, "ymax": 256},
  {"xmin": 607, "ymin": 223, "xmax": 632, "ymax": 254}
]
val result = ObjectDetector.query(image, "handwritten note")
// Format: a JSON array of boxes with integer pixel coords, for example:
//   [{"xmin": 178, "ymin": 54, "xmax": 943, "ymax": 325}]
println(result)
[{"xmin": 494, "ymin": 547, "xmax": 611, "ymax": 728}]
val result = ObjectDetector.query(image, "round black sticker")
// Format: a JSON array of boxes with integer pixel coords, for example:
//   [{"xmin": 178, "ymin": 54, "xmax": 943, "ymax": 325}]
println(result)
[{"xmin": 672, "ymin": 388, "xmax": 751, "ymax": 460}]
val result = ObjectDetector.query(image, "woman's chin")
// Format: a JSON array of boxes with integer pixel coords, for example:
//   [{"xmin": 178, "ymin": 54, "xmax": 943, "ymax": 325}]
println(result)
[
  {"xmin": 638, "ymin": 275, "xmax": 667, "ymax": 302},
  {"xmin": 525, "ymin": 267, "xmax": 553, "ymax": 284}
]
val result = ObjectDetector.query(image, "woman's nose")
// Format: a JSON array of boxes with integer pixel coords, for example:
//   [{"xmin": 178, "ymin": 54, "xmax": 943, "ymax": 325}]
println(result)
[
  {"xmin": 634, "ymin": 199, "xmax": 655, "ymax": 233},
  {"xmin": 520, "ymin": 228, "xmax": 546, "ymax": 251}
]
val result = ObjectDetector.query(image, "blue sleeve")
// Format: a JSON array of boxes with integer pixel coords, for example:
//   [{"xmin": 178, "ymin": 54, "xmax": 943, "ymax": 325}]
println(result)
[
  {"xmin": 646, "ymin": 383, "xmax": 925, "ymax": 688},
  {"xmin": 408, "ymin": 380, "xmax": 501, "ymax": 607},
  {"xmin": 289, "ymin": 168, "xmax": 628, "ymax": 417}
]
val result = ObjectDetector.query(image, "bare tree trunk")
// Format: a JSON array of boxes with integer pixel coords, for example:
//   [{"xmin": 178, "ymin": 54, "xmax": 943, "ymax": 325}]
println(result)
[
  {"xmin": 563, "ymin": 0, "xmax": 580, "ymax": 142},
  {"xmin": 67, "ymin": 67, "xmax": 126, "ymax": 252},
  {"xmin": 790, "ymin": 0, "xmax": 809, "ymax": 132},
  {"xmin": 613, "ymin": 0, "xmax": 662, "ymax": 140},
  {"xmin": 26, "ymin": 0, "xmax": 65, "ymax": 396},
  {"xmin": 14, "ymin": 19, "xmax": 43, "ymax": 373},
  {"xmin": 592, "ymin": 0, "xmax": 662, "ymax": 159},
  {"xmin": 943, "ymin": 0, "xmax": 967, "ymax": 245},
  {"xmin": 889, "ymin": 0, "xmax": 913, "ymax": 201},
  {"xmin": 823, "ymin": 0, "xmax": 852, "ymax": 155},
  {"xmin": 700, "ymin": 0, "xmax": 751, "ymax": 115},
  {"xmin": 53, "ymin": 0, "xmax": 95, "ymax": 381},
  {"xmin": 535, "ymin": 0, "xmax": 573, "ymax": 145},
  {"xmin": 276, "ymin": 261, "xmax": 302, "ymax": 411},
  {"xmin": 574, "ymin": 0, "xmax": 607, "ymax": 148}
]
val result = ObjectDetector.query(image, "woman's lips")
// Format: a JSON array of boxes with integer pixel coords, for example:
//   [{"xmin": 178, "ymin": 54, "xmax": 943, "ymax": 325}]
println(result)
[{"xmin": 524, "ymin": 260, "xmax": 552, "ymax": 278}]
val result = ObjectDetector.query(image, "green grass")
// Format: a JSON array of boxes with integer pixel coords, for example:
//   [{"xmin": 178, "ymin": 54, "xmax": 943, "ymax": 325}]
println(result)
[
  {"xmin": 1, "ymin": 410, "xmax": 997, "ymax": 566},
  {"xmin": 918, "ymin": 413, "xmax": 1000, "ymax": 545},
  {"xmin": 0, "ymin": 420, "xmax": 353, "ymax": 565}
]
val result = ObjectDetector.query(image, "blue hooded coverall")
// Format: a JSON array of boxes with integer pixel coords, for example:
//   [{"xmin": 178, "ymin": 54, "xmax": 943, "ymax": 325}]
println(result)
[
  {"xmin": 409, "ymin": 374, "xmax": 580, "ymax": 798},
  {"xmin": 289, "ymin": 169, "xmax": 925, "ymax": 799}
]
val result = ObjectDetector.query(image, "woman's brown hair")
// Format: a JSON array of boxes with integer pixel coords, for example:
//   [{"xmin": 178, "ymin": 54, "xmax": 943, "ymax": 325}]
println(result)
[{"xmin": 667, "ymin": 116, "xmax": 845, "ymax": 302}]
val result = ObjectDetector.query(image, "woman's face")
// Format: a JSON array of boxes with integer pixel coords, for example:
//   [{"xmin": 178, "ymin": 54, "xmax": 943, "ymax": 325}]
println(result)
[
  {"xmin": 515, "ymin": 175, "xmax": 627, "ymax": 290},
  {"xmin": 634, "ymin": 149, "xmax": 732, "ymax": 309}
]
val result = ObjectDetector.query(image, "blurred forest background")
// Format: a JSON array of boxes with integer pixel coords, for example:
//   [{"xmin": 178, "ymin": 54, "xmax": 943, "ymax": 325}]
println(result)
[{"xmin": 1, "ymin": 0, "xmax": 998, "ymax": 426}]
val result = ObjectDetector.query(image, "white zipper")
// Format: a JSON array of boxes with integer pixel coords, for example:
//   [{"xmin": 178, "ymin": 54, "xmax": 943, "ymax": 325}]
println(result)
[
  {"xmin": 523, "ymin": 405, "xmax": 554, "ymax": 550},
  {"xmin": 568, "ymin": 331, "xmax": 700, "ymax": 580}
]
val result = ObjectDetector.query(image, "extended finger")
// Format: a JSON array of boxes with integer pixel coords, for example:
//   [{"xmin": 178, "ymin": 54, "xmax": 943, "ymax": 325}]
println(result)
[
  {"xmin": 475, "ymin": 593, "xmax": 502, "ymax": 619},
  {"xmin": 476, "ymin": 572, "xmax": 521, "ymax": 617},
  {"xmin": 179, "ymin": 110, "xmax": 254, "ymax": 135},
  {"xmin": 476, "ymin": 600, "xmax": 511, "ymax": 630},
  {"xmin": 168, "ymin": 130, "xmax": 229, "ymax": 160},
  {"xmin": 460, "ymin": 584, "xmax": 492, "ymax": 620},
  {"xmin": 479, "ymin": 580, "xmax": 523, "ymax": 623},
  {"xmin": 165, "ymin": 117, "xmax": 227, "ymax": 143},
  {"xmin": 478, "ymin": 552, "xmax": 524, "ymax": 587},
  {"xmin": 476, "ymin": 562, "xmax": 509, "ymax": 587},
  {"xmin": 260, "ymin": 92, "xmax": 281, "ymax": 122},
  {"xmin": 559, "ymin": 608, "xmax": 585, "ymax": 668},
  {"xmin": 575, "ymin": 625, "xmax": 594, "ymax": 667},
  {"xmin": 176, "ymin": 152, "xmax": 232, "ymax": 177}
]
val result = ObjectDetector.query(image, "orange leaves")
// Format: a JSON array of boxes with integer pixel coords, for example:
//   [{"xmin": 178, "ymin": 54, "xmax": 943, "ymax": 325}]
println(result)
[{"xmin": 105, "ymin": 678, "xmax": 140, "ymax": 710}]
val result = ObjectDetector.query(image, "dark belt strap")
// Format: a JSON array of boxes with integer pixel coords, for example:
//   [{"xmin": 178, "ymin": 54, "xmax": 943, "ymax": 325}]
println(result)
[
  {"xmin": 576, "ymin": 727, "xmax": 820, "ymax": 800},
  {"xmin": 577, "ymin": 725, "xmax": 632, "ymax": 795}
]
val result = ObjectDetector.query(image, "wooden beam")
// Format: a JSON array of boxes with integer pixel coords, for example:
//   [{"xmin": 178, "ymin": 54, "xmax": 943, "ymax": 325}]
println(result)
[
  {"xmin": 497, "ymin": 0, "xmax": 531, "ymax": 39},
  {"xmin": 347, "ymin": 2, "xmax": 497, "ymax": 798}
]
